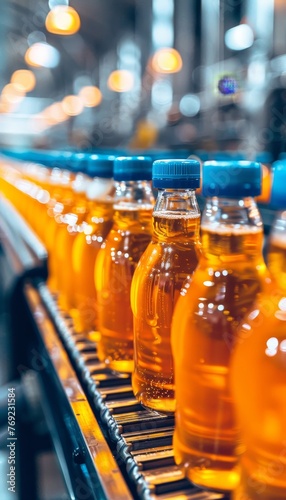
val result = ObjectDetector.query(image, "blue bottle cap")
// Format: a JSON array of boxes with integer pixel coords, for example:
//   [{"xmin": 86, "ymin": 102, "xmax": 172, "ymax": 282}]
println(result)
[
  {"xmin": 87, "ymin": 154, "xmax": 115, "ymax": 178},
  {"xmin": 202, "ymin": 161, "xmax": 262, "ymax": 198},
  {"xmin": 114, "ymin": 156, "xmax": 153, "ymax": 181},
  {"xmin": 68, "ymin": 152, "xmax": 89, "ymax": 173},
  {"xmin": 152, "ymin": 159, "xmax": 200, "ymax": 189},
  {"xmin": 270, "ymin": 161, "xmax": 286, "ymax": 209},
  {"xmin": 2, "ymin": 148, "xmax": 74, "ymax": 169}
]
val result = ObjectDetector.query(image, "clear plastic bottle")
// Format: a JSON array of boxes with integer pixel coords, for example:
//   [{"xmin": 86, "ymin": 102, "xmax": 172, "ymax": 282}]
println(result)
[
  {"xmin": 46, "ymin": 154, "xmax": 86, "ymax": 292},
  {"xmin": 55, "ymin": 153, "xmax": 90, "ymax": 310},
  {"xmin": 172, "ymin": 160, "xmax": 269, "ymax": 492},
  {"xmin": 131, "ymin": 159, "xmax": 201, "ymax": 413},
  {"xmin": 266, "ymin": 160, "xmax": 286, "ymax": 290},
  {"xmin": 231, "ymin": 161, "xmax": 286, "ymax": 500},
  {"xmin": 72, "ymin": 154, "xmax": 115, "ymax": 334},
  {"xmin": 95, "ymin": 156, "xmax": 154, "ymax": 373}
]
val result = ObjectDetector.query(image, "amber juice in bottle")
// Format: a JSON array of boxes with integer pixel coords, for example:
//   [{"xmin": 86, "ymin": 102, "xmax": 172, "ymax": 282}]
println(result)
[
  {"xmin": 267, "ymin": 217, "xmax": 286, "ymax": 290},
  {"xmin": 231, "ymin": 160, "xmax": 286, "ymax": 500},
  {"xmin": 172, "ymin": 161, "xmax": 268, "ymax": 492},
  {"xmin": 131, "ymin": 158, "xmax": 201, "ymax": 413},
  {"xmin": 72, "ymin": 201, "xmax": 114, "ymax": 334},
  {"xmin": 95, "ymin": 156, "xmax": 154, "ymax": 373},
  {"xmin": 72, "ymin": 156, "xmax": 115, "ymax": 334}
]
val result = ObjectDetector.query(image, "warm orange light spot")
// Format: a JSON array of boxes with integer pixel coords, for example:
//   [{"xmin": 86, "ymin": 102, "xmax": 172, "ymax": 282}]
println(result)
[
  {"xmin": 11, "ymin": 69, "xmax": 36, "ymax": 93},
  {"xmin": 45, "ymin": 6, "xmax": 81, "ymax": 35},
  {"xmin": 43, "ymin": 102, "xmax": 69, "ymax": 124},
  {"xmin": 107, "ymin": 70, "xmax": 134, "ymax": 92},
  {"xmin": 79, "ymin": 86, "xmax": 102, "ymax": 107},
  {"xmin": 129, "ymin": 120, "xmax": 158, "ymax": 149},
  {"xmin": 1, "ymin": 83, "xmax": 25, "ymax": 104},
  {"xmin": 152, "ymin": 48, "xmax": 183, "ymax": 74},
  {"xmin": 61, "ymin": 95, "xmax": 84, "ymax": 116},
  {"xmin": 25, "ymin": 43, "xmax": 60, "ymax": 68}
]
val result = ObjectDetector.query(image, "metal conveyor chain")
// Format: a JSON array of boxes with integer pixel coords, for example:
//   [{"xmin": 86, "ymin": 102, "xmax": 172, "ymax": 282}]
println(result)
[{"xmin": 38, "ymin": 282, "xmax": 229, "ymax": 500}]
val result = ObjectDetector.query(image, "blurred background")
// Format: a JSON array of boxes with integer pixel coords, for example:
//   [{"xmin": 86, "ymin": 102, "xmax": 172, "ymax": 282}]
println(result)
[{"xmin": 1, "ymin": 0, "xmax": 286, "ymax": 158}]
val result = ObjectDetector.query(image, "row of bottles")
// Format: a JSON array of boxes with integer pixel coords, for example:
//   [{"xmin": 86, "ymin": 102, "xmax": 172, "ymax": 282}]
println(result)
[{"xmin": 0, "ymin": 150, "xmax": 285, "ymax": 499}]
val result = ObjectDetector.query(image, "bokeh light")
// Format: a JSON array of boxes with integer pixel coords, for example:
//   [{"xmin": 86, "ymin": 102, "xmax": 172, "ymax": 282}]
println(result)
[
  {"xmin": 1, "ymin": 83, "xmax": 25, "ymax": 104},
  {"xmin": 225, "ymin": 24, "xmax": 254, "ymax": 51},
  {"xmin": 25, "ymin": 43, "xmax": 60, "ymax": 68},
  {"xmin": 79, "ymin": 86, "xmax": 102, "ymax": 107},
  {"xmin": 11, "ymin": 70, "xmax": 36, "ymax": 93},
  {"xmin": 46, "ymin": 6, "xmax": 81, "ymax": 35},
  {"xmin": 179, "ymin": 94, "xmax": 201, "ymax": 117},
  {"xmin": 151, "ymin": 48, "xmax": 183, "ymax": 74},
  {"xmin": 107, "ymin": 70, "xmax": 134, "ymax": 92},
  {"xmin": 49, "ymin": 0, "xmax": 69, "ymax": 9},
  {"xmin": 61, "ymin": 95, "xmax": 84, "ymax": 116},
  {"xmin": 43, "ymin": 103, "xmax": 69, "ymax": 125},
  {"xmin": 218, "ymin": 75, "xmax": 238, "ymax": 95}
]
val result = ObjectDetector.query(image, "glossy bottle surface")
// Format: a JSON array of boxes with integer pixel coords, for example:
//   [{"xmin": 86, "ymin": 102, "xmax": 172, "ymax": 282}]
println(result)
[
  {"xmin": 231, "ymin": 287, "xmax": 286, "ymax": 500},
  {"xmin": 131, "ymin": 190, "xmax": 201, "ymax": 413},
  {"xmin": 72, "ymin": 199, "xmax": 114, "ymax": 333},
  {"xmin": 56, "ymin": 196, "xmax": 88, "ymax": 311},
  {"xmin": 95, "ymin": 180, "xmax": 154, "ymax": 373},
  {"xmin": 267, "ymin": 214, "xmax": 286, "ymax": 290},
  {"xmin": 172, "ymin": 197, "xmax": 268, "ymax": 492},
  {"xmin": 46, "ymin": 173, "xmax": 87, "ymax": 292}
]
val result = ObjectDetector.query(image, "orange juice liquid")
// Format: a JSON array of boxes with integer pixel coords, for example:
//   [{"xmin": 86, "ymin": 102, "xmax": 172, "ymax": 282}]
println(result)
[
  {"xmin": 231, "ymin": 290, "xmax": 286, "ymax": 500},
  {"xmin": 267, "ymin": 232, "xmax": 286, "ymax": 290},
  {"xmin": 95, "ymin": 204, "xmax": 153, "ymax": 373},
  {"xmin": 72, "ymin": 200, "xmax": 114, "ymax": 333},
  {"xmin": 44, "ymin": 172, "xmax": 79, "ymax": 290},
  {"xmin": 131, "ymin": 212, "xmax": 201, "ymax": 413},
  {"xmin": 46, "ymin": 196, "xmax": 75, "ymax": 291},
  {"xmin": 54, "ymin": 193, "xmax": 88, "ymax": 309},
  {"xmin": 172, "ymin": 224, "xmax": 268, "ymax": 492}
]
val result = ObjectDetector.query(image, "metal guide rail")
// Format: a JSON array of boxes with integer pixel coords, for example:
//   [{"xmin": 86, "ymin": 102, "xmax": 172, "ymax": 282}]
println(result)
[{"xmin": 32, "ymin": 282, "xmax": 229, "ymax": 500}]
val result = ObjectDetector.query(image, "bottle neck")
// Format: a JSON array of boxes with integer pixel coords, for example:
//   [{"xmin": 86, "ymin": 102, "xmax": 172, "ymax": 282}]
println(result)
[
  {"xmin": 114, "ymin": 180, "xmax": 154, "ymax": 208},
  {"xmin": 152, "ymin": 188, "xmax": 200, "ymax": 243},
  {"xmin": 86, "ymin": 177, "xmax": 115, "ymax": 220},
  {"xmin": 201, "ymin": 197, "xmax": 264, "ymax": 260},
  {"xmin": 86, "ymin": 177, "xmax": 115, "ymax": 202},
  {"xmin": 113, "ymin": 180, "xmax": 154, "ymax": 230}
]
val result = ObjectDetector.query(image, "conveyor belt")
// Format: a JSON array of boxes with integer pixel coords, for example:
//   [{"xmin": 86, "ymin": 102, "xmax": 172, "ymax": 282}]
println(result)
[{"xmin": 36, "ymin": 283, "xmax": 229, "ymax": 500}]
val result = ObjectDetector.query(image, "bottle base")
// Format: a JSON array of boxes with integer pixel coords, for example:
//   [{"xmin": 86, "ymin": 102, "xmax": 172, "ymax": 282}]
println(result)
[
  {"xmin": 137, "ymin": 395, "xmax": 175, "ymax": 414},
  {"xmin": 132, "ymin": 374, "xmax": 175, "ymax": 413},
  {"xmin": 187, "ymin": 465, "xmax": 240, "ymax": 493},
  {"xmin": 106, "ymin": 359, "xmax": 134, "ymax": 374}
]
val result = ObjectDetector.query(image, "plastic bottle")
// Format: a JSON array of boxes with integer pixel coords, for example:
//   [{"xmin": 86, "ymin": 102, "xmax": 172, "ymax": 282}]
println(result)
[
  {"xmin": 231, "ymin": 161, "xmax": 286, "ymax": 500},
  {"xmin": 266, "ymin": 160, "xmax": 286, "ymax": 290},
  {"xmin": 72, "ymin": 154, "xmax": 115, "ymax": 334},
  {"xmin": 95, "ymin": 156, "xmax": 154, "ymax": 373},
  {"xmin": 131, "ymin": 159, "xmax": 201, "ymax": 413},
  {"xmin": 172, "ymin": 160, "xmax": 269, "ymax": 492},
  {"xmin": 46, "ymin": 153, "xmax": 86, "ymax": 292},
  {"xmin": 55, "ymin": 153, "xmax": 90, "ymax": 310}
]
